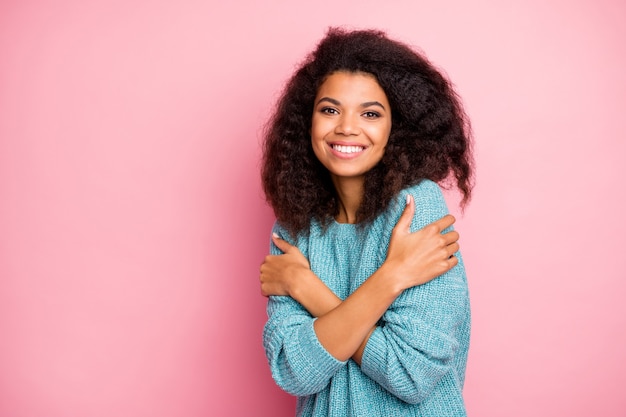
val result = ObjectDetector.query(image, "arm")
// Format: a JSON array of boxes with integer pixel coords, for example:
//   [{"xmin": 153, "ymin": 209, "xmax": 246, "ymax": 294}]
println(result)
[
  {"xmin": 260, "ymin": 240, "xmax": 366, "ymax": 362},
  {"xmin": 359, "ymin": 258, "xmax": 468, "ymax": 404},
  {"xmin": 262, "ymin": 227, "xmax": 346, "ymax": 396},
  {"xmin": 263, "ymin": 292, "xmax": 345, "ymax": 396},
  {"xmin": 358, "ymin": 183, "xmax": 469, "ymax": 404},
  {"xmin": 282, "ymin": 270, "xmax": 374, "ymax": 365},
  {"xmin": 261, "ymin": 192, "xmax": 459, "ymax": 362}
]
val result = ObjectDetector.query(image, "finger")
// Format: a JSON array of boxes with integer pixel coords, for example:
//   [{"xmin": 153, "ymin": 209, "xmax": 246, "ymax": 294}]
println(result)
[
  {"xmin": 431, "ymin": 214, "xmax": 456, "ymax": 233},
  {"xmin": 260, "ymin": 285, "xmax": 270, "ymax": 297},
  {"xmin": 442, "ymin": 230, "xmax": 460, "ymax": 245},
  {"xmin": 447, "ymin": 242, "xmax": 460, "ymax": 257},
  {"xmin": 272, "ymin": 232, "xmax": 294, "ymax": 253},
  {"xmin": 394, "ymin": 194, "xmax": 416, "ymax": 233}
]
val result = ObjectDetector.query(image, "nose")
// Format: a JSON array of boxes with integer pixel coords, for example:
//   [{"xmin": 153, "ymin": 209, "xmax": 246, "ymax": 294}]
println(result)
[{"xmin": 334, "ymin": 113, "xmax": 360, "ymax": 136}]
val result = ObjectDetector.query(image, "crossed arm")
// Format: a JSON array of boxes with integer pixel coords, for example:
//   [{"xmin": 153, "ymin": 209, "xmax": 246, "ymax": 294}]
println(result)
[{"xmin": 260, "ymin": 193, "xmax": 460, "ymax": 364}]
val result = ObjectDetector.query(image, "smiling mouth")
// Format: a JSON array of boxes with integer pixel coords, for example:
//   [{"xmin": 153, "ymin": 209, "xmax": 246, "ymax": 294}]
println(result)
[{"xmin": 331, "ymin": 144, "xmax": 365, "ymax": 154}]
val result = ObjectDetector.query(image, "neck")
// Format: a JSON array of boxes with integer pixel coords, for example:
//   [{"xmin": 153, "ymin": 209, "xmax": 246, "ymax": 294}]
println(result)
[{"xmin": 332, "ymin": 176, "xmax": 364, "ymax": 224}]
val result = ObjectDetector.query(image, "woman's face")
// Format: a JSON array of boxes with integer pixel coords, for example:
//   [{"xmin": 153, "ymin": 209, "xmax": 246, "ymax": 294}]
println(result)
[{"xmin": 311, "ymin": 71, "xmax": 392, "ymax": 185}]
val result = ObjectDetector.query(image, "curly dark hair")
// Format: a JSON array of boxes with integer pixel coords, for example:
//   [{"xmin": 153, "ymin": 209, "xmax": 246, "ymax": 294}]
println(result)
[{"xmin": 261, "ymin": 27, "xmax": 474, "ymax": 237}]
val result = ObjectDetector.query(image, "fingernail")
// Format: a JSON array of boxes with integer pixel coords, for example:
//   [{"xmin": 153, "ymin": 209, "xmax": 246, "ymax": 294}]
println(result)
[
  {"xmin": 272, "ymin": 232, "xmax": 280, "ymax": 239},
  {"xmin": 406, "ymin": 195, "xmax": 411, "ymax": 205}
]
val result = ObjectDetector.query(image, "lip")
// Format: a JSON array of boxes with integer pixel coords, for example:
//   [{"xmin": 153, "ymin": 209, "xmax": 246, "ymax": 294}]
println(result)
[{"xmin": 327, "ymin": 141, "xmax": 367, "ymax": 159}]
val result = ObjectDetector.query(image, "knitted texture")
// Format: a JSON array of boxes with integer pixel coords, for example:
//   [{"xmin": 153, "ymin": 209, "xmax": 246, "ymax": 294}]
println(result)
[{"xmin": 263, "ymin": 180, "xmax": 470, "ymax": 417}]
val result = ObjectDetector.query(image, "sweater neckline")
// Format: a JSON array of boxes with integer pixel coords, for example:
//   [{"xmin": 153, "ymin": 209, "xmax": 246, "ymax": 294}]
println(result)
[{"xmin": 329, "ymin": 220, "xmax": 359, "ymax": 236}]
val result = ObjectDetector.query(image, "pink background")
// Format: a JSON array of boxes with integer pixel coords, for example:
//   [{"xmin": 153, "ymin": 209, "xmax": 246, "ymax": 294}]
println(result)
[{"xmin": 1, "ymin": 0, "xmax": 625, "ymax": 416}]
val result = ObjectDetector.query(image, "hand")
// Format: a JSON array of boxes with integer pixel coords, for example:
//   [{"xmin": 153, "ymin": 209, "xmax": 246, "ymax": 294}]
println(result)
[
  {"xmin": 259, "ymin": 234, "xmax": 311, "ymax": 297},
  {"xmin": 384, "ymin": 195, "xmax": 460, "ymax": 291}
]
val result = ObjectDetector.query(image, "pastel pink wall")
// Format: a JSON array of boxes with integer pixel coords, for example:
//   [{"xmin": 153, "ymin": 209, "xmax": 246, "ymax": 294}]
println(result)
[{"xmin": 1, "ymin": 0, "xmax": 624, "ymax": 416}]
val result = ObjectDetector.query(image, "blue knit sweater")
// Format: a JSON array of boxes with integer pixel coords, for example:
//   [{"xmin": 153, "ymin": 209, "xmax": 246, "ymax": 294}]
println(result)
[{"xmin": 263, "ymin": 180, "xmax": 470, "ymax": 416}]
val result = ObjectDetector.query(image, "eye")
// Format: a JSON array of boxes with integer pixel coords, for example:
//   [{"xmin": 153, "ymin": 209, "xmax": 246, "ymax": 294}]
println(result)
[
  {"xmin": 320, "ymin": 107, "xmax": 339, "ymax": 115},
  {"xmin": 362, "ymin": 111, "xmax": 381, "ymax": 119}
]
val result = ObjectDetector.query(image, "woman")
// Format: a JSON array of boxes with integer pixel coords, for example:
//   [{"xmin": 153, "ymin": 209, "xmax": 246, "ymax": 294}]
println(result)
[{"xmin": 259, "ymin": 28, "xmax": 474, "ymax": 416}]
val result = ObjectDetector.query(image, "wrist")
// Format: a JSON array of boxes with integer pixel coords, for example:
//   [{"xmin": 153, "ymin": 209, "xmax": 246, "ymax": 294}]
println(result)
[
  {"xmin": 287, "ymin": 268, "xmax": 312, "ymax": 302},
  {"xmin": 377, "ymin": 260, "xmax": 408, "ymax": 296}
]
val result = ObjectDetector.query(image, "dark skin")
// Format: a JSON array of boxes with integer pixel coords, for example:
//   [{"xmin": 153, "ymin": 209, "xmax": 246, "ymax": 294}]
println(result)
[
  {"xmin": 260, "ymin": 72, "xmax": 460, "ymax": 363},
  {"xmin": 260, "ymin": 196, "xmax": 460, "ymax": 364}
]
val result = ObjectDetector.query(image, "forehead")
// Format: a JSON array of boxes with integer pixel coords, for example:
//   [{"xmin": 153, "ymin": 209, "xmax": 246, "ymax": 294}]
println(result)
[{"xmin": 316, "ymin": 71, "xmax": 388, "ymax": 101}]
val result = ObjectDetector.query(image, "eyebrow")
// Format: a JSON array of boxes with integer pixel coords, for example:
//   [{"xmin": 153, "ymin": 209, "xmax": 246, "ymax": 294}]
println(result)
[{"xmin": 316, "ymin": 97, "xmax": 386, "ymax": 110}]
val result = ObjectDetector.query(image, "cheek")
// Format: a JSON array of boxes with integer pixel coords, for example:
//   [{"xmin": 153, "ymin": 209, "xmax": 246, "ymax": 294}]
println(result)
[
  {"xmin": 310, "ymin": 117, "xmax": 328, "ymax": 138},
  {"xmin": 310, "ymin": 134, "xmax": 325, "ymax": 161},
  {"xmin": 383, "ymin": 124, "xmax": 392, "ymax": 145},
  {"xmin": 310, "ymin": 129, "xmax": 321, "ymax": 149},
  {"xmin": 374, "ymin": 126, "xmax": 391, "ymax": 147},
  {"xmin": 310, "ymin": 123, "xmax": 329, "ymax": 149}
]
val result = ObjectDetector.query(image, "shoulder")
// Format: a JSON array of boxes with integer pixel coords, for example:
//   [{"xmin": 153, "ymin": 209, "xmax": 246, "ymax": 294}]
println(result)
[
  {"xmin": 270, "ymin": 221, "xmax": 312, "ymax": 257},
  {"xmin": 381, "ymin": 180, "xmax": 450, "ymax": 232},
  {"xmin": 404, "ymin": 179, "xmax": 447, "ymax": 209}
]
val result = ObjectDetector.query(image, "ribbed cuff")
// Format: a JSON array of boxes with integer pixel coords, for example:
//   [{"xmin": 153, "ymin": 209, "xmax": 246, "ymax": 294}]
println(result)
[
  {"xmin": 360, "ymin": 326, "xmax": 387, "ymax": 379},
  {"xmin": 297, "ymin": 318, "xmax": 346, "ymax": 382}
]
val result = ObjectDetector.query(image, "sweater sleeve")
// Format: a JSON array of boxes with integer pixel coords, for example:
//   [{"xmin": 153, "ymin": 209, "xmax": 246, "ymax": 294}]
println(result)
[
  {"xmin": 360, "ymin": 180, "xmax": 470, "ymax": 404},
  {"xmin": 262, "ymin": 224, "xmax": 347, "ymax": 396}
]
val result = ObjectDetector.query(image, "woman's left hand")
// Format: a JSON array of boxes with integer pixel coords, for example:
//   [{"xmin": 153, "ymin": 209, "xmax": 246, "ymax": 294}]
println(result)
[{"xmin": 260, "ymin": 234, "xmax": 311, "ymax": 297}]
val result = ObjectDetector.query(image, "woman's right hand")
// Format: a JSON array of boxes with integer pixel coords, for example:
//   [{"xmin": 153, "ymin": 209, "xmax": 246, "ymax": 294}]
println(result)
[
  {"xmin": 384, "ymin": 194, "xmax": 460, "ymax": 291},
  {"xmin": 259, "ymin": 234, "xmax": 311, "ymax": 298}
]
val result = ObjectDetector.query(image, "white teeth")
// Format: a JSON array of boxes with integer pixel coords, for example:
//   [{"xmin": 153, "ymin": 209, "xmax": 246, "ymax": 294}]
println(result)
[{"xmin": 332, "ymin": 144, "xmax": 364, "ymax": 154}]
